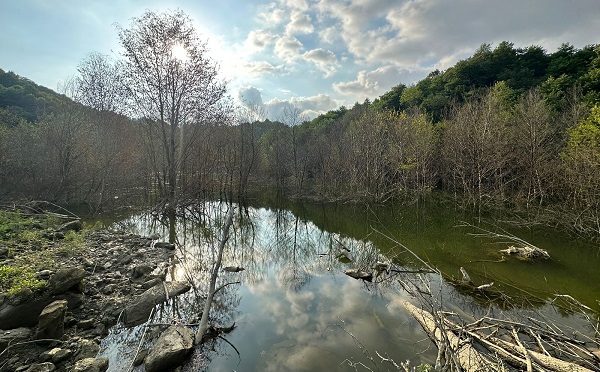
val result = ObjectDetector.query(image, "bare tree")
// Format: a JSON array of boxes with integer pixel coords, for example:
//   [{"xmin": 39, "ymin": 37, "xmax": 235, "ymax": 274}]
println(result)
[
  {"xmin": 75, "ymin": 52, "xmax": 124, "ymax": 113},
  {"xmin": 117, "ymin": 10, "xmax": 228, "ymax": 207}
]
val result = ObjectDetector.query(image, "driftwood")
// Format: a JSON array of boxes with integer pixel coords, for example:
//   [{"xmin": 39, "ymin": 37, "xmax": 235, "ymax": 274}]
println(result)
[
  {"xmin": 404, "ymin": 300, "xmax": 597, "ymax": 372},
  {"xmin": 500, "ymin": 245, "xmax": 550, "ymax": 260},
  {"xmin": 402, "ymin": 301, "xmax": 502, "ymax": 371}
]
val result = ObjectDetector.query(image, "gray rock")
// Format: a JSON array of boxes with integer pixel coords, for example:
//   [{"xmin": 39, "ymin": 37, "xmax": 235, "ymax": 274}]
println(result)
[
  {"xmin": 0, "ymin": 292, "xmax": 81, "ymax": 329},
  {"xmin": 59, "ymin": 220, "xmax": 82, "ymax": 232},
  {"xmin": 77, "ymin": 319, "xmax": 95, "ymax": 330},
  {"xmin": 154, "ymin": 242, "xmax": 175, "ymax": 250},
  {"xmin": 25, "ymin": 362, "xmax": 56, "ymax": 372},
  {"xmin": 49, "ymin": 267, "xmax": 86, "ymax": 295},
  {"xmin": 131, "ymin": 265, "xmax": 154, "ymax": 279},
  {"xmin": 144, "ymin": 325, "xmax": 194, "ymax": 372},
  {"xmin": 35, "ymin": 270, "xmax": 54, "ymax": 280},
  {"xmin": 36, "ymin": 300, "xmax": 67, "ymax": 340},
  {"xmin": 73, "ymin": 338, "xmax": 100, "ymax": 360},
  {"xmin": 133, "ymin": 349, "xmax": 148, "ymax": 366},
  {"xmin": 0, "ymin": 327, "xmax": 32, "ymax": 351},
  {"xmin": 0, "ymin": 246, "xmax": 9, "ymax": 258},
  {"xmin": 72, "ymin": 358, "xmax": 109, "ymax": 372},
  {"xmin": 122, "ymin": 282, "xmax": 191, "ymax": 327},
  {"xmin": 40, "ymin": 347, "xmax": 72, "ymax": 363}
]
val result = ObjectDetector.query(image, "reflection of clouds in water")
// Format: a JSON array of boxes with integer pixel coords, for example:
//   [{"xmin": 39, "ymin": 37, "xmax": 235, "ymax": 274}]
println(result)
[{"xmin": 245, "ymin": 272, "xmax": 422, "ymax": 371}]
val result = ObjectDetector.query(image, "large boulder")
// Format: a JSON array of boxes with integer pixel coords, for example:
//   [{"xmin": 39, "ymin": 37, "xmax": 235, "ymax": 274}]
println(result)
[
  {"xmin": 0, "ymin": 327, "xmax": 32, "ymax": 351},
  {"xmin": 73, "ymin": 338, "xmax": 100, "ymax": 361},
  {"xmin": 0, "ymin": 292, "xmax": 82, "ymax": 329},
  {"xmin": 36, "ymin": 300, "xmax": 67, "ymax": 340},
  {"xmin": 25, "ymin": 362, "xmax": 56, "ymax": 371},
  {"xmin": 49, "ymin": 267, "xmax": 86, "ymax": 295},
  {"xmin": 144, "ymin": 325, "xmax": 194, "ymax": 372},
  {"xmin": 71, "ymin": 358, "xmax": 109, "ymax": 372},
  {"xmin": 122, "ymin": 281, "xmax": 190, "ymax": 327}
]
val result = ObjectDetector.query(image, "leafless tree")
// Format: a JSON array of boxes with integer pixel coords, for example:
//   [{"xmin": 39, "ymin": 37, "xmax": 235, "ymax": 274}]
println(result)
[{"xmin": 117, "ymin": 10, "xmax": 228, "ymax": 207}]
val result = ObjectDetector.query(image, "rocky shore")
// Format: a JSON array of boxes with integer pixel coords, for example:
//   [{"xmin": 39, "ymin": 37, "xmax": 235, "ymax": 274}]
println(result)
[{"xmin": 0, "ymin": 222, "xmax": 192, "ymax": 372}]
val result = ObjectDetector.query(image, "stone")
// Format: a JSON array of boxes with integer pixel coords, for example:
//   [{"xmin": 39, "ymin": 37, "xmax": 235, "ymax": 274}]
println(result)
[
  {"xmin": 59, "ymin": 220, "xmax": 82, "ymax": 232},
  {"xmin": 131, "ymin": 265, "xmax": 154, "ymax": 279},
  {"xmin": 144, "ymin": 325, "xmax": 194, "ymax": 372},
  {"xmin": 0, "ymin": 327, "xmax": 32, "ymax": 351},
  {"xmin": 25, "ymin": 362, "xmax": 56, "ymax": 372},
  {"xmin": 49, "ymin": 267, "xmax": 86, "ymax": 295},
  {"xmin": 154, "ymin": 242, "xmax": 176, "ymax": 250},
  {"xmin": 35, "ymin": 270, "xmax": 54, "ymax": 280},
  {"xmin": 73, "ymin": 338, "xmax": 100, "ymax": 360},
  {"xmin": 36, "ymin": 300, "xmax": 67, "ymax": 340},
  {"xmin": 0, "ymin": 246, "xmax": 9, "ymax": 258},
  {"xmin": 133, "ymin": 349, "xmax": 148, "ymax": 366},
  {"xmin": 72, "ymin": 358, "xmax": 109, "ymax": 372},
  {"xmin": 40, "ymin": 347, "xmax": 72, "ymax": 364},
  {"xmin": 77, "ymin": 319, "xmax": 95, "ymax": 330},
  {"xmin": 122, "ymin": 282, "xmax": 191, "ymax": 327}
]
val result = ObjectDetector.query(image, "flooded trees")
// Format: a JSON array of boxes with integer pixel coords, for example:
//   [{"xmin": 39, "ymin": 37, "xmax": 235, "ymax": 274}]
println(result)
[{"xmin": 117, "ymin": 10, "xmax": 228, "ymax": 207}]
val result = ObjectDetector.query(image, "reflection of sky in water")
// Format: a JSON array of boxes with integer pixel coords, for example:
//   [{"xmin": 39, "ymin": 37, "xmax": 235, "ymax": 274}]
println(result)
[
  {"xmin": 208, "ymin": 273, "xmax": 431, "ymax": 371},
  {"xmin": 97, "ymin": 202, "xmax": 596, "ymax": 371}
]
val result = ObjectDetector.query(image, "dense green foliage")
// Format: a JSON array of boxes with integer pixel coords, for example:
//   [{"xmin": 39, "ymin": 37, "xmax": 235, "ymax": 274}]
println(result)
[
  {"xmin": 0, "ymin": 68, "xmax": 68, "ymax": 127},
  {"xmin": 1, "ymin": 41, "xmax": 599, "ymax": 238},
  {"xmin": 372, "ymin": 42, "xmax": 599, "ymax": 120}
]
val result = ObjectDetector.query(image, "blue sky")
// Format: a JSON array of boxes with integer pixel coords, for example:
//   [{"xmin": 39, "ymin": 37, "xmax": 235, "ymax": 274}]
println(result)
[{"xmin": 1, "ymin": 0, "xmax": 600, "ymax": 120}]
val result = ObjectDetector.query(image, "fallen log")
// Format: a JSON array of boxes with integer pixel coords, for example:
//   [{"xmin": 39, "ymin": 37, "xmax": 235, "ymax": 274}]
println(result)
[
  {"xmin": 404, "ymin": 301, "xmax": 594, "ymax": 372},
  {"xmin": 402, "ymin": 301, "xmax": 503, "ymax": 371}
]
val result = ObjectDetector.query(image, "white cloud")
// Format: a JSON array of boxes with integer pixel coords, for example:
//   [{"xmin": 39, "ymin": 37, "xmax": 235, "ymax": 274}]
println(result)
[
  {"xmin": 316, "ymin": 0, "xmax": 600, "ymax": 72},
  {"xmin": 265, "ymin": 93, "xmax": 340, "ymax": 120},
  {"xmin": 237, "ymin": 86, "xmax": 264, "ymax": 106},
  {"xmin": 302, "ymin": 48, "xmax": 338, "ymax": 77},
  {"xmin": 285, "ymin": 11, "xmax": 314, "ymax": 35},
  {"xmin": 257, "ymin": 3, "xmax": 287, "ymax": 27},
  {"xmin": 274, "ymin": 35, "xmax": 304, "ymax": 62},
  {"xmin": 333, "ymin": 66, "xmax": 416, "ymax": 101},
  {"xmin": 244, "ymin": 29, "xmax": 275, "ymax": 53},
  {"xmin": 287, "ymin": 0, "xmax": 309, "ymax": 11},
  {"xmin": 244, "ymin": 61, "xmax": 284, "ymax": 77},
  {"xmin": 319, "ymin": 25, "xmax": 340, "ymax": 44}
]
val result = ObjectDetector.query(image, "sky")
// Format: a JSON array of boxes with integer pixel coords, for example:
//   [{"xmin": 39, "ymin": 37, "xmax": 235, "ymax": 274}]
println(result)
[{"xmin": 1, "ymin": 0, "xmax": 600, "ymax": 120}]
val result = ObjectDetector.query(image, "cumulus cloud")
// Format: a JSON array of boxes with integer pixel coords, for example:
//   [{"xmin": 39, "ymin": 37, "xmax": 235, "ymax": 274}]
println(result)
[
  {"xmin": 285, "ymin": 11, "xmax": 314, "ymax": 35},
  {"xmin": 316, "ymin": 0, "xmax": 600, "ymax": 71},
  {"xmin": 257, "ymin": 3, "xmax": 287, "ymax": 26},
  {"xmin": 237, "ymin": 86, "xmax": 339, "ymax": 121},
  {"xmin": 302, "ymin": 48, "xmax": 338, "ymax": 76},
  {"xmin": 265, "ymin": 93, "xmax": 340, "ymax": 120},
  {"xmin": 244, "ymin": 61, "xmax": 284, "ymax": 77},
  {"xmin": 319, "ymin": 25, "xmax": 341, "ymax": 44},
  {"xmin": 244, "ymin": 29, "xmax": 275, "ymax": 53},
  {"xmin": 237, "ymin": 86, "xmax": 264, "ymax": 106},
  {"xmin": 333, "ymin": 66, "xmax": 417, "ymax": 101},
  {"xmin": 274, "ymin": 35, "xmax": 304, "ymax": 62}
]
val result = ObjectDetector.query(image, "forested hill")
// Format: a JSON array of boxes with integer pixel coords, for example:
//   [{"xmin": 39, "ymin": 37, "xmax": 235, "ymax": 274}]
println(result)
[
  {"xmin": 368, "ymin": 42, "xmax": 600, "ymax": 121},
  {"xmin": 0, "ymin": 68, "xmax": 67, "ymax": 127}
]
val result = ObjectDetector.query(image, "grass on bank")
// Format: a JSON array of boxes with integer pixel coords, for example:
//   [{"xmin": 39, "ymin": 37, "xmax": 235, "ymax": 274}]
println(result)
[{"xmin": 0, "ymin": 209, "xmax": 87, "ymax": 296}]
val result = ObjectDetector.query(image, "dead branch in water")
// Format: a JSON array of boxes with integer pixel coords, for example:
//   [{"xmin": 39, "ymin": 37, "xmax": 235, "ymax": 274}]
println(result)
[{"xmin": 459, "ymin": 221, "xmax": 551, "ymax": 260}]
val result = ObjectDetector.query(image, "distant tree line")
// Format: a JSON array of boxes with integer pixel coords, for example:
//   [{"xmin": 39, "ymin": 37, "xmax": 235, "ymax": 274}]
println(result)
[{"xmin": 0, "ymin": 36, "xmax": 599, "ymax": 238}]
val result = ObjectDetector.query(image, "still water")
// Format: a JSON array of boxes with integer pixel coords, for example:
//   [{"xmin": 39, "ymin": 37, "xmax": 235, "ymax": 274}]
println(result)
[{"xmin": 97, "ymin": 199, "xmax": 600, "ymax": 371}]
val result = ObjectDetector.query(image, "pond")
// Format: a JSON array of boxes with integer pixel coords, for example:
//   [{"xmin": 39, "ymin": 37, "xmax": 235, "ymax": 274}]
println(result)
[{"xmin": 96, "ymin": 198, "xmax": 600, "ymax": 371}]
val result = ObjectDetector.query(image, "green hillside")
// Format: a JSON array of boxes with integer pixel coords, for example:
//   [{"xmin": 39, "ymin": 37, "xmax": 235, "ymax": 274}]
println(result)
[{"xmin": 0, "ymin": 68, "xmax": 67, "ymax": 127}]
